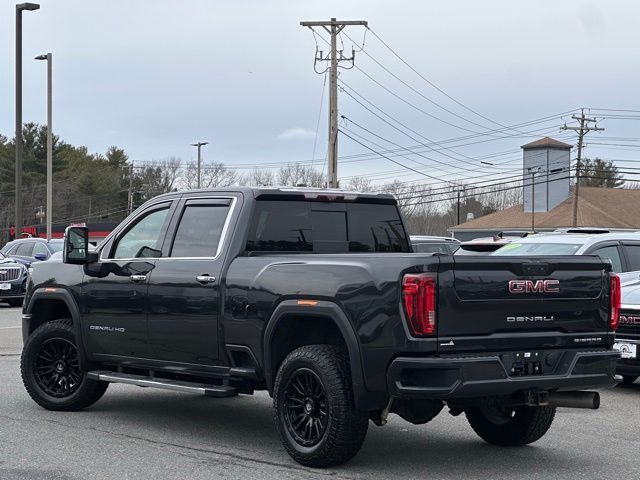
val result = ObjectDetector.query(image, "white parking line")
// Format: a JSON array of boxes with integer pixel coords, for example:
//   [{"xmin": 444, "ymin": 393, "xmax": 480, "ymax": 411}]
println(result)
[{"xmin": 0, "ymin": 326, "xmax": 20, "ymax": 330}]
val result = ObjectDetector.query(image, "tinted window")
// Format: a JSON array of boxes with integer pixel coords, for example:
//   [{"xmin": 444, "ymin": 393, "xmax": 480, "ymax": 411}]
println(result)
[
  {"xmin": 348, "ymin": 204, "xmax": 409, "ymax": 252},
  {"xmin": 170, "ymin": 204, "xmax": 230, "ymax": 257},
  {"xmin": 32, "ymin": 242, "xmax": 49, "ymax": 258},
  {"xmin": 591, "ymin": 245, "xmax": 623, "ymax": 273},
  {"xmin": 624, "ymin": 245, "xmax": 640, "ymax": 271},
  {"xmin": 15, "ymin": 242, "xmax": 34, "ymax": 257},
  {"xmin": 246, "ymin": 201, "xmax": 409, "ymax": 253},
  {"xmin": 113, "ymin": 207, "xmax": 170, "ymax": 259},
  {"xmin": 248, "ymin": 201, "xmax": 312, "ymax": 251}
]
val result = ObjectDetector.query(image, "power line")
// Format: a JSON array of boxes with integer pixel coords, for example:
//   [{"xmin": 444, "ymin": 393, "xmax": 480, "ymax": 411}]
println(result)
[{"xmin": 363, "ymin": 27, "xmax": 528, "ymax": 136}]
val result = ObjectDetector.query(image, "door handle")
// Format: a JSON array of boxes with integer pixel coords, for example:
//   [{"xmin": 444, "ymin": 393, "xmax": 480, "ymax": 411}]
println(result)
[
  {"xmin": 196, "ymin": 275, "xmax": 216, "ymax": 284},
  {"xmin": 130, "ymin": 274, "xmax": 147, "ymax": 282}
]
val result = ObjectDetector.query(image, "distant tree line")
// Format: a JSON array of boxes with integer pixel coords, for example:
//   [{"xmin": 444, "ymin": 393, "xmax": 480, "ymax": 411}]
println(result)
[{"xmin": 0, "ymin": 124, "xmax": 627, "ymax": 243}]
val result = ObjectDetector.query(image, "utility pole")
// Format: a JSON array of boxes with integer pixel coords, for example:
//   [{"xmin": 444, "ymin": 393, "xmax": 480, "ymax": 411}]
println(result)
[
  {"xmin": 561, "ymin": 109, "xmax": 604, "ymax": 227},
  {"xmin": 191, "ymin": 141, "xmax": 208, "ymax": 189},
  {"xmin": 300, "ymin": 18, "xmax": 368, "ymax": 188},
  {"xmin": 127, "ymin": 164, "xmax": 134, "ymax": 215},
  {"xmin": 15, "ymin": 3, "xmax": 40, "ymax": 238},
  {"xmin": 35, "ymin": 53, "xmax": 52, "ymax": 240},
  {"xmin": 456, "ymin": 190, "xmax": 461, "ymax": 225}
]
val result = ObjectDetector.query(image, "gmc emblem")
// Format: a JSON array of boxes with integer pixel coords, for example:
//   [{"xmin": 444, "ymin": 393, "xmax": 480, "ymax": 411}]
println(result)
[
  {"xmin": 619, "ymin": 315, "xmax": 640, "ymax": 325},
  {"xmin": 508, "ymin": 279, "xmax": 560, "ymax": 294}
]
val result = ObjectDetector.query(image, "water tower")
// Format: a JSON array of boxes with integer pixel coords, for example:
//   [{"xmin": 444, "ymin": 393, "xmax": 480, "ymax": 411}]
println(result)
[{"xmin": 521, "ymin": 137, "xmax": 572, "ymax": 213}]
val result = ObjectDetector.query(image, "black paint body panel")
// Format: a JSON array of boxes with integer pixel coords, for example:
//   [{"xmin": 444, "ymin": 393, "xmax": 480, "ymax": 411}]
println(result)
[{"xmin": 22, "ymin": 187, "xmax": 619, "ymax": 409}]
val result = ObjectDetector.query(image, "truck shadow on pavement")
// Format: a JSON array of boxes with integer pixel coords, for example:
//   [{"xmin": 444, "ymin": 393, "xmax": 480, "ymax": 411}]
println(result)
[{"xmin": 76, "ymin": 387, "xmax": 600, "ymax": 477}]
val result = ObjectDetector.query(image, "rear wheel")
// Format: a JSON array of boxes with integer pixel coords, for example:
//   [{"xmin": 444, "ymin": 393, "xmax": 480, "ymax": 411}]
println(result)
[
  {"xmin": 21, "ymin": 319, "xmax": 108, "ymax": 411},
  {"xmin": 619, "ymin": 375, "xmax": 638, "ymax": 386},
  {"xmin": 466, "ymin": 404, "xmax": 556, "ymax": 446},
  {"xmin": 273, "ymin": 345, "xmax": 369, "ymax": 468}
]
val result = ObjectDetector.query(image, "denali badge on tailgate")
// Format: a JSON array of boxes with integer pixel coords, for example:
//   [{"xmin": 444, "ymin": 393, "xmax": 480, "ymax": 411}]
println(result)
[{"xmin": 508, "ymin": 279, "xmax": 559, "ymax": 294}]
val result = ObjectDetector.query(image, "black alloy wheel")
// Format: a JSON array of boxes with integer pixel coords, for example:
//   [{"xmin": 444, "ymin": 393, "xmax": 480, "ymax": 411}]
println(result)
[
  {"xmin": 283, "ymin": 368, "xmax": 328, "ymax": 447},
  {"xmin": 22, "ymin": 319, "xmax": 108, "ymax": 411},
  {"xmin": 34, "ymin": 338, "xmax": 82, "ymax": 398}
]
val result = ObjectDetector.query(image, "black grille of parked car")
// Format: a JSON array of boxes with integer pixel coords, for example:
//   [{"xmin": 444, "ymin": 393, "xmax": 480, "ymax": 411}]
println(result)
[{"xmin": 0, "ymin": 267, "xmax": 22, "ymax": 281}]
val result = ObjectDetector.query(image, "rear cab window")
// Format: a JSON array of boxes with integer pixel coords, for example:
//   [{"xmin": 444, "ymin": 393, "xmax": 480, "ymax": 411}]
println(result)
[
  {"xmin": 246, "ymin": 200, "xmax": 409, "ymax": 253},
  {"xmin": 492, "ymin": 242, "xmax": 582, "ymax": 256}
]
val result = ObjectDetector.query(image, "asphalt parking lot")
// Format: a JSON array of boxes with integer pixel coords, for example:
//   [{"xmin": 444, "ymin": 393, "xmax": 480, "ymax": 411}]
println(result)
[{"xmin": 0, "ymin": 305, "xmax": 638, "ymax": 480}]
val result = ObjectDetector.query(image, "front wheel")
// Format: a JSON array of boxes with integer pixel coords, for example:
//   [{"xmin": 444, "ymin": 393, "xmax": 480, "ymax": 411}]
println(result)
[
  {"xmin": 273, "ymin": 345, "xmax": 369, "ymax": 468},
  {"xmin": 21, "ymin": 319, "xmax": 108, "ymax": 411},
  {"xmin": 466, "ymin": 404, "xmax": 556, "ymax": 446}
]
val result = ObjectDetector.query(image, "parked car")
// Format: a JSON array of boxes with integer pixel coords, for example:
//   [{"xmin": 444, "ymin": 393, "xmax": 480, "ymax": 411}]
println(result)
[
  {"xmin": 21, "ymin": 187, "xmax": 619, "ymax": 467},
  {"xmin": 0, "ymin": 251, "xmax": 28, "ymax": 307},
  {"xmin": 1, "ymin": 238, "xmax": 64, "ymax": 267},
  {"xmin": 410, "ymin": 235, "xmax": 460, "ymax": 254},
  {"xmin": 615, "ymin": 271, "xmax": 640, "ymax": 385},
  {"xmin": 491, "ymin": 232, "xmax": 640, "ymax": 273},
  {"xmin": 455, "ymin": 235, "xmax": 513, "ymax": 255}
]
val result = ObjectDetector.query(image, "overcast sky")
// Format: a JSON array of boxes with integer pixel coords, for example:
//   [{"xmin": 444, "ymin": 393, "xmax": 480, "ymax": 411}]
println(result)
[{"xmin": 1, "ymin": 0, "xmax": 638, "ymax": 186}]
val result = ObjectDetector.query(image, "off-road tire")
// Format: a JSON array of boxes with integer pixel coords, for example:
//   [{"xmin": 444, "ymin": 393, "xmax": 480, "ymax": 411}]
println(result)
[
  {"xmin": 7, "ymin": 298, "xmax": 23, "ymax": 307},
  {"xmin": 466, "ymin": 405, "xmax": 556, "ymax": 446},
  {"xmin": 273, "ymin": 345, "xmax": 369, "ymax": 468},
  {"xmin": 21, "ymin": 319, "xmax": 108, "ymax": 411},
  {"xmin": 619, "ymin": 375, "xmax": 638, "ymax": 386}
]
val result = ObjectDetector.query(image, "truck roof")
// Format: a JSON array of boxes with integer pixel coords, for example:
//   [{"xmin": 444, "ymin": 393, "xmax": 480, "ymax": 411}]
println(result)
[{"xmin": 152, "ymin": 186, "xmax": 396, "ymax": 203}]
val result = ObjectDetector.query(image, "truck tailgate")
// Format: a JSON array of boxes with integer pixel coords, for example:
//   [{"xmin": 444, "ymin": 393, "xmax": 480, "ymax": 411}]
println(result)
[{"xmin": 437, "ymin": 255, "xmax": 612, "ymax": 352}]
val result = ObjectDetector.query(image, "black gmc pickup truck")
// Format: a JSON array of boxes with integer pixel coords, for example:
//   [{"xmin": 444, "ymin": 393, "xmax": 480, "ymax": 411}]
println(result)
[{"xmin": 21, "ymin": 187, "xmax": 621, "ymax": 467}]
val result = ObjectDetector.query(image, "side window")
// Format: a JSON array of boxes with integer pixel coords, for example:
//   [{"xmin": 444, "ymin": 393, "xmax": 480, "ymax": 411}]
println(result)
[
  {"xmin": 623, "ymin": 244, "xmax": 640, "ymax": 271},
  {"xmin": 170, "ymin": 203, "xmax": 231, "ymax": 257},
  {"xmin": 33, "ymin": 242, "xmax": 49, "ymax": 258},
  {"xmin": 15, "ymin": 242, "xmax": 34, "ymax": 257},
  {"xmin": 113, "ymin": 207, "xmax": 170, "ymax": 259},
  {"xmin": 591, "ymin": 245, "xmax": 623, "ymax": 273}
]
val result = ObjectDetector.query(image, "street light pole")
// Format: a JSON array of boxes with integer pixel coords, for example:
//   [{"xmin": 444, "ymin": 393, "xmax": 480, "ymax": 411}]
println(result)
[
  {"xmin": 35, "ymin": 53, "xmax": 52, "ymax": 240},
  {"xmin": 190, "ymin": 141, "xmax": 208, "ymax": 189},
  {"xmin": 15, "ymin": 3, "xmax": 40, "ymax": 239}
]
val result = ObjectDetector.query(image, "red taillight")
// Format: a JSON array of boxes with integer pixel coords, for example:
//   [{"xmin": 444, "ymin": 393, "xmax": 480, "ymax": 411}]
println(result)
[
  {"xmin": 610, "ymin": 273, "xmax": 621, "ymax": 331},
  {"xmin": 402, "ymin": 273, "xmax": 436, "ymax": 336}
]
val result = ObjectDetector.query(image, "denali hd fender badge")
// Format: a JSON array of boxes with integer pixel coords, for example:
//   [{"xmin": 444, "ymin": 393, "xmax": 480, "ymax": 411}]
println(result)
[
  {"xmin": 90, "ymin": 325, "xmax": 125, "ymax": 333},
  {"xmin": 507, "ymin": 316, "xmax": 554, "ymax": 323},
  {"xmin": 508, "ymin": 279, "xmax": 559, "ymax": 294}
]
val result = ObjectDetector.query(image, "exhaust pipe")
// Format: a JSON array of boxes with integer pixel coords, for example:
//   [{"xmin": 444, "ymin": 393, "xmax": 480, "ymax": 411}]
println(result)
[{"xmin": 547, "ymin": 391, "xmax": 600, "ymax": 409}]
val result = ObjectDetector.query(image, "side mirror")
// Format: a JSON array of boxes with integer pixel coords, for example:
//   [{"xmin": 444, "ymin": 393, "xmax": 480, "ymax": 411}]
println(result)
[
  {"xmin": 63, "ymin": 226, "xmax": 90, "ymax": 264},
  {"xmin": 33, "ymin": 252, "xmax": 48, "ymax": 261}
]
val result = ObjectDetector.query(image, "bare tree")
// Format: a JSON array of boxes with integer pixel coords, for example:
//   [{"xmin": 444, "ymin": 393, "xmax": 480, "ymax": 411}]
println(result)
[
  {"xmin": 277, "ymin": 163, "xmax": 324, "ymax": 187},
  {"xmin": 241, "ymin": 168, "xmax": 276, "ymax": 187},
  {"xmin": 183, "ymin": 160, "xmax": 237, "ymax": 189},
  {"xmin": 134, "ymin": 157, "xmax": 182, "ymax": 203},
  {"xmin": 345, "ymin": 176, "xmax": 373, "ymax": 192}
]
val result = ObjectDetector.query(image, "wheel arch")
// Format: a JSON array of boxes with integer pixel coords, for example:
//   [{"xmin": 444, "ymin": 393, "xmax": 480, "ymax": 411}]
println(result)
[
  {"xmin": 23, "ymin": 288, "xmax": 84, "ymax": 356},
  {"xmin": 263, "ymin": 299, "xmax": 371, "ymax": 409}
]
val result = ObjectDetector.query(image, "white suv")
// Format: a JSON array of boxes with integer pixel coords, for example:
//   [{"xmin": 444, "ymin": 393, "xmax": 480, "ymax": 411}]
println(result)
[{"xmin": 491, "ymin": 231, "xmax": 640, "ymax": 273}]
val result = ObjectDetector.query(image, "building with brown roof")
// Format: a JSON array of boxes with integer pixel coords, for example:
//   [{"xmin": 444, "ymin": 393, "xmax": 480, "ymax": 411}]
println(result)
[{"xmin": 451, "ymin": 187, "xmax": 640, "ymax": 241}]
